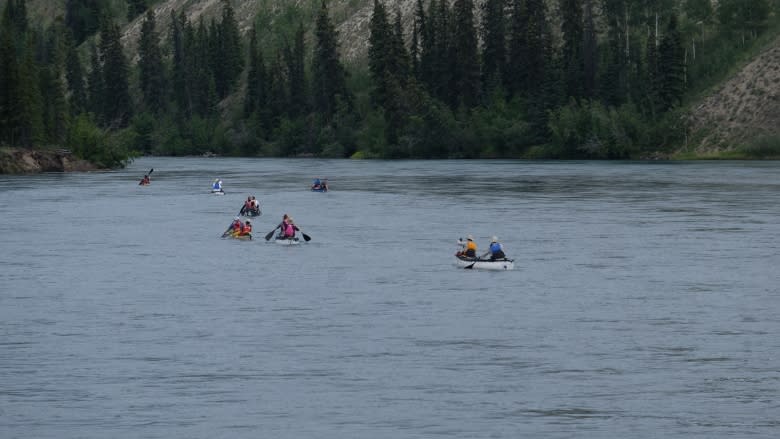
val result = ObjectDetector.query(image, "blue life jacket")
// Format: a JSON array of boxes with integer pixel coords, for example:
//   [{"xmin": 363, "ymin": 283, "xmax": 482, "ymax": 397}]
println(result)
[
  {"xmin": 213, "ymin": 181, "xmax": 221, "ymax": 190},
  {"xmin": 490, "ymin": 242, "xmax": 502, "ymax": 254}
]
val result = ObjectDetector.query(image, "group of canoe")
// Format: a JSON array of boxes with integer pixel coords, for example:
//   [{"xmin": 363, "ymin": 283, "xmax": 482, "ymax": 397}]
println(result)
[{"xmin": 141, "ymin": 170, "xmax": 512, "ymax": 270}]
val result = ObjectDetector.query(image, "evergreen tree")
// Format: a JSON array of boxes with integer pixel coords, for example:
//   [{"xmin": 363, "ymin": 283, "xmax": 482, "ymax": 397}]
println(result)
[
  {"xmin": 451, "ymin": 0, "xmax": 481, "ymax": 109},
  {"xmin": 245, "ymin": 25, "xmax": 262, "ymax": 116},
  {"xmin": 170, "ymin": 11, "xmax": 190, "ymax": 116},
  {"xmin": 507, "ymin": 0, "xmax": 529, "ymax": 98},
  {"xmin": 560, "ymin": 0, "xmax": 583, "ymax": 99},
  {"xmin": 138, "ymin": 9, "xmax": 166, "ymax": 113},
  {"xmin": 87, "ymin": 42, "xmax": 103, "ymax": 121},
  {"xmin": 0, "ymin": 25, "xmax": 20, "ymax": 145},
  {"xmin": 17, "ymin": 41, "xmax": 44, "ymax": 147},
  {"xmin": 658, "ymin": 14, "xmax": 684, "ymax": 110},
  {"xmin": 215, "ymin": 0, "xmax": 243, "ymax": 98},
  {"xmin": 267, "ymin": 51, "xmax": 289, "ymax": 130},
  {"xmin": 481, "ymin": 0, "xmax": 507, "ymax": 95},
  {"xmin": 65, "ymin": 33, "xmax": 87, "ymax": 114},
  {"xmin": 368, "ymin": 0, "xmax": 393, "ymax": 108},
  {"xmin": 429, "ymin": 0, "xmax": 452, "ymax": 103},
  {"xmin": 192, "ymin": 19, "xmax": 217, "ymax": 116},
  {"xmin": 582, "ymin": 0, "xmax": 597, "ymax": 99},
  {"xmin": 312, "ymin": 0, "xmax": 351, "ymax": 121},
  {"xmin": 285, "ymin": 23, "xmax": 308, "ymax": 117},
  {"xmin": 600, "ymin": 0, "xmax": 629, "ymax": 106},
  {"xmin": 644, "ymin": 26, "xmax": 660, "ymax": 114},
  {"xmin": 410, "ymin": 15, "xmax": 421, "ymax": 79},
  {"xmin": 40, "ymin": 30, "xmax": 69, "ymax": 145},
  {"xmin": 390, "ymin": 11, "xmax": 411, "ymax": 83},
  {"xmin": 99, "ymin": 21, "xmax": 132, "ymax": 127},
  {"xmin": 416, "ymin": 0, "xmax": 434, "ymax": 88}
]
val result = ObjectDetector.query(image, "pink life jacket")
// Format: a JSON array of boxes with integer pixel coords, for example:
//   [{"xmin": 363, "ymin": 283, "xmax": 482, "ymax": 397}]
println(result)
[{"xmin": 284, "ymin": 223, "xmax": 295, "ymax": 237}]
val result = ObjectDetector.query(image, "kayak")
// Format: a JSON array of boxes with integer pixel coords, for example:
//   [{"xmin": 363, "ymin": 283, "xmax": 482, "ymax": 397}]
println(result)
[
  {"xmin": 455, "ymin": 255, "xmax": 514, "ymax": 271},
  {"xmin": 225, "ymin": 233, "xmax": 252, "ymax": 240},
  {"xmin": 274, "ymin": 236, "xmax": 301, "ymax": 245},
  {"xmin": 211, "ymin": 189, "xmax": 225, "ymax": 195},
  {"xmin": 311, "ymin": 187, "xmax": 327, "ymax": 192},
  {"xmin": 240, "ymin": 209, "xmax": 262, "ymax": 217}
]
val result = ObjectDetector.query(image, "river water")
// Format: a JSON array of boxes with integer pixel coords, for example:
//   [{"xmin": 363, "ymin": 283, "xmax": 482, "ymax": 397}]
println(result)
[{"xmin": 1, "ymin": 157, "xmax": 779, "ymax": 438}]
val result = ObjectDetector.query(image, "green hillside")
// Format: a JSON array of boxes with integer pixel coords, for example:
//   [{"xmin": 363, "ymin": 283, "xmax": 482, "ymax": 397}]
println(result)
[{"xmin": 1, "ymin": 0, "xmax": 779, "ymax": 167}]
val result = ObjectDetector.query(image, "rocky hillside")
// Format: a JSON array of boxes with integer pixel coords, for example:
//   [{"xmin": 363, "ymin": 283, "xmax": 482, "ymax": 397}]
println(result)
[
  {"xmin": 688, "ymin": 36, "xmax": 780, "ymax": 152},
  {"xmin": 0, "ymin": 148, "xmax": 99, "ymax": 174}
]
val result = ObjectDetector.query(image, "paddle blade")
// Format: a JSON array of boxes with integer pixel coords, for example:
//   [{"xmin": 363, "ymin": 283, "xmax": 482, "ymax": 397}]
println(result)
[
  {"xmin": 302, "ymin": 232, "xmax": 311, "ymax": 242},
  {"xmin": 264, "ymin": 230, "xmax": 275, "ymax": 241},
  {"xmin": 148, "ymin": 168, "xmax": 153, "ymax": 175}
]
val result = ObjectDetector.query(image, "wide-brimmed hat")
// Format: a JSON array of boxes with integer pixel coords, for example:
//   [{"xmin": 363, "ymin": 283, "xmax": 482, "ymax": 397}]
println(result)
[
  {"xmin": 491, "ymin": 236, "xmax": 498, "ymax": 242},
  {"xmin": 467, "ymin": 235, "xmax": 474, "ymax": 241}
]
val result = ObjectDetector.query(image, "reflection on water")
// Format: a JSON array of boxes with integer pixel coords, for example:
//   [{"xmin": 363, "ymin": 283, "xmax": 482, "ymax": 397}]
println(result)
[{"xmin": 1, "ymin": 157, "xmax": 779, "ymax": 438}]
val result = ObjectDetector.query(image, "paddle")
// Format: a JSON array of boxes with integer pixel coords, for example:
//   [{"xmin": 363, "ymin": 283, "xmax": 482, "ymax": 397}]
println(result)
[
  {"xmin": 221, "ymin": 223, "xmax": 234, "ymax": 238},
  {"xmin": 464, "ymin": 259, "xmax": 478, "ymax": 269},
  {"xmin": 264, "ymin": 228, "xmax": 277, "ymax": 241},
  {"xmin": 300, "ymin": 230, "xmax": 311, "ymax": 242}
]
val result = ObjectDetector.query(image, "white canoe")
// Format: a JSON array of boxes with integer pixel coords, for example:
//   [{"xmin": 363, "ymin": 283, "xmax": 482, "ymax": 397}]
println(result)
[
  {"xmin": 455, "ymin": 255, "xmax": 514, "ymax": 271},
  {"xmin": 274, "ymin": 237, "xmax": 301, "ymax": 245},
  {"xmin": 211, "ymin": 189, "xmax": 225, "ymax": 195}
]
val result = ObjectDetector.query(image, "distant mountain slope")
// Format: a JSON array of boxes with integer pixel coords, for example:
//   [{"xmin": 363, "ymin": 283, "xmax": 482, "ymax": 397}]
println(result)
[
  {"xmin": 121, "ymin": 0, "xmax": 421, "ymax": 61},
  {"xmin": 688, "ymin": 36, "xmax": 780, "ymax": 152}
]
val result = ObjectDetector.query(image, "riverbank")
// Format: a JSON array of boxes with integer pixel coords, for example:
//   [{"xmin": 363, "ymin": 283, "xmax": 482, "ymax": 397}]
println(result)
[{"xmin": 0, "ymin": 147, "xmax": 101, "ymax": 174}]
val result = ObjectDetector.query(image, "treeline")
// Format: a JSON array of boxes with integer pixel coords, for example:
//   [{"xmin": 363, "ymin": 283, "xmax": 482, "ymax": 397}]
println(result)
[{"xmin": 0, "ymin": 0, "xmax": 777, "ymax": 164}]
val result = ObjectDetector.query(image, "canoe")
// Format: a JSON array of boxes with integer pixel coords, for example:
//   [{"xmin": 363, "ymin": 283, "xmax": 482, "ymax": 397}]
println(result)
[
  {"xmin": 225, "ymin": 233, "xmax": 252, "ymax": 240},
  {"xmin": 455, "ymin": 255, "xmax": 514, "ymax": 271},
  {"xmin": 211, "ymin": 189, "xmax": 225, "ymax": 195},
  {"xmin": 311, "ymin": 187, "xmax": 327, "ymax": 192},
  {"xmin": 240, "ymin": 209, "xmax": 262, "ymax": 217},
  {"xmin": 274, "ymin": 236, "xmax": 301, "ymax": 245}
]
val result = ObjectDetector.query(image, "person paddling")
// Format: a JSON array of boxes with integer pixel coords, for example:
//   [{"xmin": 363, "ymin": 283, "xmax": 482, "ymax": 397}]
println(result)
[
  {"xmin": 212, "ymin": 178, "xmax": 223, "ymax": 192},
  {"xmin": 240, "ymin": 219, "xmax": 252, "ymax": 237},
  {"xmin": 457, "ymin": 235, "xmax": 478, "ymax": 258},
  {"xmin": 481, "ymin": 236, "xmax": 507, "ymax": 261},
  {"xmin": 230, "ymin": 216, "xmax": 243, "ymax": 236},
  {"xmin": 139, "ymin": 174, "xmax": 150, "ymax": 185}
]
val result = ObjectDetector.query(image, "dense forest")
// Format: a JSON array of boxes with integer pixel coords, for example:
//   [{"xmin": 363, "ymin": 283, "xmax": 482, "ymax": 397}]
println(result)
[{"xmin": 0, "ymin": 0, "xmax": 778, "ymax": 166}]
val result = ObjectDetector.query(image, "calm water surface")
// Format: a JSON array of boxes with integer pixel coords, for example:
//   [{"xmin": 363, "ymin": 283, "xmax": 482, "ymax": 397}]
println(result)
[{"xmin": 1, "ymin": 157, "xmax": 779, "ymax": 438}]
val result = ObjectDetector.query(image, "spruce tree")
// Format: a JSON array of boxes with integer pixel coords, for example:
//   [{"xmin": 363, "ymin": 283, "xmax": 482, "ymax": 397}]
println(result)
[
  {"xmin": 215, "ymin": 0, "xmax": 243, "ymax": 98},
  {"xmin": 17, "ymin": 42, "xmax": 44, "ymax": 147},
  {"xmin": 481, "ymin": 0, "xmax": 507, "ymax": 95},
  {"xmin": 87, "ymin": 42, "xmax": 103, "ymax": 121},
  {"xmin": 0, "ymin": 25, "xmax": 20, "ymax": 145},
  {"xmin": 170, "ymin": 11, "xmax": 190, "ymax": 116},
  {"xmin": 451, "ymin": 0, "xmax": 481, "ymax": 108},
  {"xmin": 368, "ymin": 0, "xmax": 392, "ymax": 108},
  {"xmin": 312, "ymin": 0, "xmax": 351, "ymax": 121},
  {"xmin": 507, "ymin": 0, "xmax": 529, "ymax": 98},
  {"xmin": 560, "ymin": 0, "xmax": 583, "ymax": 99},
  {"xmin": 286, "ymin": 23, "xmax": 308, "ymax": 117},
  {"xmin": 138, "ymin": 9, "xmax": 166, "ymax": 113},
  {"xmin": 582, "ymin": 0, "xmax": 597, "ymax": 99},
  {"xmin": 99, "ymin": 21, "xmax": 132, "ymax": 127},
  {"xmin": 245, "ymin": 25, "xmax": 262, "ymax": 116},
  {"xmin": 40, "ymin": 30, "xmax": 69, "ymax": 145},
  {"xmin": 658, "ymin": 15, "xmax": 684, "ymax": 111},
  {"xmin": 65, "ymin": 33, "xmax": 87, "ymax": 114}
]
